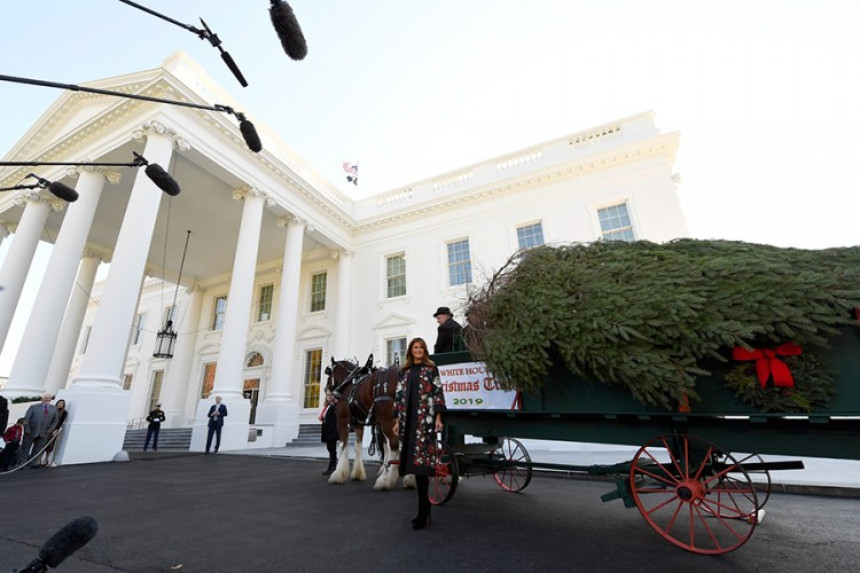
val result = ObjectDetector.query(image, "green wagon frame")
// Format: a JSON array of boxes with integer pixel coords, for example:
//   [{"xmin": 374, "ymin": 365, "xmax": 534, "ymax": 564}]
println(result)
[{"xmin": 426, "ymin": 327, "xmax": 860, "ymax": 555}]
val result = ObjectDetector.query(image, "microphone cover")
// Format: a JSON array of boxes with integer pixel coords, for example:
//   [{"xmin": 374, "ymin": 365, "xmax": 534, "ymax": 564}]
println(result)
[
  {"xmin": 270, "ymin": 0, "xmax": 308, "ymax": 61},
  {"xmin": 47, "ymin": 181, "xmax": 79, "ymax": 203},
  {"xmin": 240, "ymin": 119, "xmax": 263, "ymax": 153},
  {"xmin": 39, "ymin": 516, "xmax": 99, "ymax": 567},
  {"xmin": 145, "ymin": 163, "xmax": 181, "ymax": 196}
]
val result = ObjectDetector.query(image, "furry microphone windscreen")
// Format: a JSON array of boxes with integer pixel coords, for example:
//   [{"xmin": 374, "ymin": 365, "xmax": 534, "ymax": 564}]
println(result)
[
  {"xmin": 270, "ymin": 0, "xmax": 308, "ymax": 60},
  {"xmin": 40, "ymin": 516, "xmax": 99, "ymax": 567},
  {"xmin": 47, "ymin": 181, "xmax": 79, "ymax": 202},
  {"xmin": 240, "ymin": 119, "xmax": 263, "ymax": 153},
  {"xmin": 145, "ymin": 164, "xmax": 182, "ymax": 196}
]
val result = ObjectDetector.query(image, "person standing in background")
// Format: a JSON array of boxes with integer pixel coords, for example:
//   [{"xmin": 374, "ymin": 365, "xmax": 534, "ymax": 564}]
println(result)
[
  {"xmin": 19, "ymin": 393, "xmax": 58, "ymax": 468},
  {"xmin": 205, "ymin": 396, "xmax": 227, "ymax": 454},
  {"xmin": 143, "ymin": 402, "xmax": 166, "ymax": 452},
  {"xmin": 42, "ymin": 399, "xmax": 68, "ymax": 467},
  {"xmin": 319, "ymin": 389, "xmax": 339, "ymax": 475}
]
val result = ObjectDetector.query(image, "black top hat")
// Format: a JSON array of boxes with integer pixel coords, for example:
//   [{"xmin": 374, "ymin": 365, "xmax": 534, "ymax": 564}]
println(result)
[{"xmin": 433, "ymin": 306, "xmax": 453, "ymax": 317}]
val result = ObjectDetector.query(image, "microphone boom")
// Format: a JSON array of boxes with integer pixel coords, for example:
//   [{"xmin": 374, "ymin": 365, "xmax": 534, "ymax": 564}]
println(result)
[{"xmin": 270, "ymin": 0, "xmax": 308, "ymax": 60}]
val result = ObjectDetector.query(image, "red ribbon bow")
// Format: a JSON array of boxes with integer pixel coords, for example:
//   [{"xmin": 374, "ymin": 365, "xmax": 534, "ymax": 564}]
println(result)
[{"xmin": 732, "ymin": 342, "xmax": 802, "ymax": 388}]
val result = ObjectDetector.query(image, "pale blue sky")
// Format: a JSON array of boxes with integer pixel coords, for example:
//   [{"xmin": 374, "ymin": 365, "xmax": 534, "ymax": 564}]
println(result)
[{"xmin": 2, "ymin": 0, "xmax": 859, "ymax": 374}]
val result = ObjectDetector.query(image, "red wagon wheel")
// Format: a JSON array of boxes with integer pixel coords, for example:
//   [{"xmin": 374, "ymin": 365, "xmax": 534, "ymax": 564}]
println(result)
[
  {"xmin": 429, "ymin": 441, "xmax": 458, "ymax": 505},
  {"xmin": 629, "ymin": 434, "xmax": 760, "ymax": 555},
  {"xmin": 492, "ymin": 437, "xmax": 533, "ymax": 493},
  {"xmin": 734, "ymin": 452, "xmax": 772, "ymax": 511}
]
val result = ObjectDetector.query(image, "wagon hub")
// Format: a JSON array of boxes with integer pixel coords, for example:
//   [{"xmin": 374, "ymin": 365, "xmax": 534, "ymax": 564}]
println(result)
[{"xmin": 675, "ymin": 479, "xmax": 703, "ymax": 502}]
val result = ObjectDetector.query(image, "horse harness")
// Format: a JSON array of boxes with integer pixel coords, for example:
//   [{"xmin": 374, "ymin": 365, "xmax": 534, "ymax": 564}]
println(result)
[{"xmin": 329, "ymin": 362, "xmax": 396, "ymax": 427}]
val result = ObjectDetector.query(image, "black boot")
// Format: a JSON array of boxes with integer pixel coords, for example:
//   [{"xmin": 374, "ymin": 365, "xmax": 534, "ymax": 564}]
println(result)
[
  {"xmin": 322, "ymin": 459, "xmax": 336, "ymax": 475},
  {"xmin": 412, "ymin": 476, "xmax": 432, "ymax": 530}
]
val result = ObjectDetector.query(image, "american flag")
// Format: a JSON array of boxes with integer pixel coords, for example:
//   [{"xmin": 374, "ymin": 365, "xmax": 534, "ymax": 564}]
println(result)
[{"xmin": 342, "ymin": 161, "xmax": 358, "ymax": 185}]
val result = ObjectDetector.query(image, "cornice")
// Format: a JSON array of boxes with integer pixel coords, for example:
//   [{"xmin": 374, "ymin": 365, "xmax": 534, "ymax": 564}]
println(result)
[{"xmin": 354, "ymin": 134, "xmax": 680, "ymax": 232}]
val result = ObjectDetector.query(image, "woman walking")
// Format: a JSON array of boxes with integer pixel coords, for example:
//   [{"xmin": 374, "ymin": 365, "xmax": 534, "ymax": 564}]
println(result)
[{"xmin": 393, "ymin": 337, "xmax": 446, "ymax": 530}]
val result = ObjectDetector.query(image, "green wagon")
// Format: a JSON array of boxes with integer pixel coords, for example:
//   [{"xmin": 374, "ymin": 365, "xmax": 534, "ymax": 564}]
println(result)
[{"xmin": 426, "ymin": 326, "xmax": 860, "ymax": 555}]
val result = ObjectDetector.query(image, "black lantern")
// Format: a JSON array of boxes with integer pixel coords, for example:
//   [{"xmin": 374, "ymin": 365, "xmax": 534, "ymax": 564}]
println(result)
[
  {"xmin": 153, "ymin": 230, "xmax": 191, "ymax": 359},
  {"xmin": 153, "ymin": 321, "xmax": 178, "ymax": 358}
]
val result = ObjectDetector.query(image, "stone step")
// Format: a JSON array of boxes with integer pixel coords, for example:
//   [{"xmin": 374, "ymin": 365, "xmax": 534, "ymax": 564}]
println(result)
[{"xmin": 123, "ymin": 428, "xmax": 192, "ymax": 451}]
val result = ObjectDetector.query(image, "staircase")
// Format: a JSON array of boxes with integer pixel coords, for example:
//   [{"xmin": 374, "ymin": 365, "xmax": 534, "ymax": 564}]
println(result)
[
  {"xmin": 289, "ymin": 424, "xmax": 354, "ymax": 447},
  {"xmin": 123, "ymin": 428, "xmax": 192, "ymax": 451}
]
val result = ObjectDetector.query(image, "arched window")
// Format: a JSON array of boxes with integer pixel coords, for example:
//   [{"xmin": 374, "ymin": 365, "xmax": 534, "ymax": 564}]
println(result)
[{"xmin": 246, "ymin": 352, "xmax": 265, "ymax": 368}]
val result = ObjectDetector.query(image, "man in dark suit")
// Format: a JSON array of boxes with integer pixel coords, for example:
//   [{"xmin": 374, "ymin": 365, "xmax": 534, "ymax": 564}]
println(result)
[
  {"xmin": 433, "ymin": 306, "xmax": 463, "ymax": 354},
  {"xmin": 19, "ymin": 393, "xmax": 59, "ymax": 468},
  {"xmin": 205, "ymin": 396, "xmax": 227, "ymax": 454}
]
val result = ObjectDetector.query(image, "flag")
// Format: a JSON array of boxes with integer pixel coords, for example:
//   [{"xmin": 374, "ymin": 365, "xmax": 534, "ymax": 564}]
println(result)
[{"xmin": 342, "ymin": 161, "xmax": 358, "ymax": 185}]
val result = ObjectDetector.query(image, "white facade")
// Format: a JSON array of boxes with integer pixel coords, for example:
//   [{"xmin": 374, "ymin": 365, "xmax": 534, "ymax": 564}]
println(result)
[{"xmin": 0, "ymin": 52, "xmax": 687, "ymax": 464}]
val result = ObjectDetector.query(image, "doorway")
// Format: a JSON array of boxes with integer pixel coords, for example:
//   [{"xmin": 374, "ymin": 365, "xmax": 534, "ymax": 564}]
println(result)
[{"xmin": 243, "ymin": 378, "xmax": 260, "ymax": 424}]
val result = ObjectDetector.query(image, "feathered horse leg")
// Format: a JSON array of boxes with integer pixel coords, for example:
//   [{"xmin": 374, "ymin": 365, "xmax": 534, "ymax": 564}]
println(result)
[
  {"xmin": 328, "ymin": 399, "xmax": 352, "ymax": 484},
  {"xmin": 351, "ymin": 426, "xmax": 366, "ymax": 481}
]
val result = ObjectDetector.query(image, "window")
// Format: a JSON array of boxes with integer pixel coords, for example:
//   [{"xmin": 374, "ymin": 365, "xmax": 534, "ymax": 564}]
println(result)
[
  {"xmin": 212, "ymin": 296, "xmax": 227, "ymax": 330},
  {"xmin": 130, "ymin": 313, "xmax": 146, "ymax": 346},
  {"xmin": 447, "ymin": 239, "xmax": 472, "ymax": 286},
  {"xmin": 123, "ymin": 373, "xmax": 134, "ymax": 391},
  {"xmin": 201, "ymin": 362, "xmax": 217, "ymax": 398},
  {"xmin": 310, "ymin": 272, "xmax": 327, "ymax": 312},
  {"xmin": 517, "ymin": 222, "xmax": 545, "ymax": 250},
  {"xmin": 148, "ymin": 370, "xmax": 164, "ymax": 412},
  {"xmin": 386, "ymin": 337, "xmax": 407, "ymax": 367},
  {"xmin": 79, "ymin": 326, "xmax": 92, "ymax": 355},
  {"xmin": 258, "ymin": 284, "xmax": 274, "ymax": 321},
  {"xmin": 246, "ymin": 352, "xmax": 264, "ymax": 367},
  {"xmin": 386, "ymin": 254, "xmax": 406, "ymax": 298},
  {"xmin": 303, "ymin": 349, "xmax": 322, "ymax": 409},
  {"xmin": 598, "ymin": 203, "xmax": 635, "ymax": 242},
  {"xmin": 163, "ymin": 305, "xmax": 177, "ymax": 326}
]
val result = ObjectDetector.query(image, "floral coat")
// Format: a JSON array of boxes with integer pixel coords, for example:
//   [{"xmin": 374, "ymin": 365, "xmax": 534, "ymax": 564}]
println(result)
[{"xmin": 394, "ymin": 363, "xmax": 447, "ymax": 476}]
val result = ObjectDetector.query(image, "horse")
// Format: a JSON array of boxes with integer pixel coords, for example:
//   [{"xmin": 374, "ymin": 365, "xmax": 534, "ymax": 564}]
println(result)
[{"xmin": 324, "ymin": 355, "xmax": 401, "ymax": 490}]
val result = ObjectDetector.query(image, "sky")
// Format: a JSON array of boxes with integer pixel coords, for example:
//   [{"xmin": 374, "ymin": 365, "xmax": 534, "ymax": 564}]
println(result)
[{"xmin": 1, "ymin": 0, "xmax": 859, "ymax": 375}]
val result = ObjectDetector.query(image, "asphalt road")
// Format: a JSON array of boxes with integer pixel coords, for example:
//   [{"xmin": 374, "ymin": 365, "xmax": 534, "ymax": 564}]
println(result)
[{"xmin": 1, "ymin": 454, "xmax": 857, "ymax": 572}]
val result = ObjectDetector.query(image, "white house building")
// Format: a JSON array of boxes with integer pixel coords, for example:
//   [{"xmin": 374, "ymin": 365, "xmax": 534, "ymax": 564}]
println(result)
[{"xmin": 0, "ymin": 52, "xmax": 688, "ymax": 465}]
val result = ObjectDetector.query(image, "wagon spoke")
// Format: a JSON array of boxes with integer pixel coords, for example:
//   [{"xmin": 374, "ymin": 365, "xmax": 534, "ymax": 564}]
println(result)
[{"xmin": 630, "ymin": 434, "xmax": 758, "ymax": 555}]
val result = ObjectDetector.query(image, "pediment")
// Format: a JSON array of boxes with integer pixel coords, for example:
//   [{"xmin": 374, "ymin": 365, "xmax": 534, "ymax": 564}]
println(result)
[
  {"xmin": 374, "ymin": 312, "xmax": 416, "ymax": 330},
  {"xmin": 297, "ymin": 325, "xmax": 332, "ymax": 340}
]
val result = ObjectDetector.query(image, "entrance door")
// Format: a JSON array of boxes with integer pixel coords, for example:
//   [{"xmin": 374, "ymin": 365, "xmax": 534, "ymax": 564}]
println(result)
[{"xmin": 243, "ymin": 378, "xmax": 260, "ymax": 424}]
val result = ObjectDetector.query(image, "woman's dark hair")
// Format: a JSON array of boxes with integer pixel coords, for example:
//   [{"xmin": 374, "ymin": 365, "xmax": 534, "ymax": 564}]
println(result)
[
  {"xmin": 402, "ymin": 337, "xmax": 435, "ymax": 370},
  {"xmin": 55, "ymin": 399, "xmax": 66, "ymax": 408}
]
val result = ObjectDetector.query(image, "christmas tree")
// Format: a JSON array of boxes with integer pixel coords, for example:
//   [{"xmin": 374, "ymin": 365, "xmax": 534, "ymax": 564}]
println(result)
[{"xmin": 464, "ymin": 240, "xmax": 860, "ymax": 411}]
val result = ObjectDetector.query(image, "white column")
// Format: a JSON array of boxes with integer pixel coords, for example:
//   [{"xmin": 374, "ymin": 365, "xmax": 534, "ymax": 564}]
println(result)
[
  {"xmin": 161, "ymin": 286, "xmax": 204, "ymax": 428},
  {"xmin": 0, "ymin": 223, "xmax": 10, "ymax": 249},
  {"xmin": 5, "ymin": 169, "xmax": 112, "ymax": 398},
  {"xmin": 0, "ymin": 192, "xmax": 60, "ymax": 353},
  {"xmin": 333, "ymin": 249, "xmax": 353, "ymax": 360},
  {"xmin": 254, "ymin": 215, "xmax": 306, "ymax": 447},
  {"xmin": 44, "ymin": 252, "xmax": 103, "ymax": 396},
  {"xmin": 190, "ymin": 186, "xmax": 266, "ymax": 453},
  {"xmin": 57, "ymin": 122, "xmax": 186, "ymax": 466}
]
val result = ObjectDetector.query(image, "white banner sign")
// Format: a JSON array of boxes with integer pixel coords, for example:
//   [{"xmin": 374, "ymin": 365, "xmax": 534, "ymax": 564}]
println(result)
[{"xmin": 438, "ymin": 362, "xmax": 518, "ymax": 410}]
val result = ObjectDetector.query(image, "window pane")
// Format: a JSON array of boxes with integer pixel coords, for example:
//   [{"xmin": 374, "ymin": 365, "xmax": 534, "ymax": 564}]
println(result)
[
  {"xmin": 447, "ymin": 240, "xmax": 472, "ymax": 286},
  {"xmin": 163, "ymin": 305, "xmax": 177, "ymax": 325},
  {"xmin": 258, "ymin": 285, "xmax": 273, "ymax": 321},
  {"xmin": 386, "ymin": 337, "xmax": 407, "ymax": 366},
  {"xmin": 212, "ymin": 296, "xmax": 227, "ymax": 330},
  {"xmin": 123, "ymin": 373, "xmax": 133, "ymax": 391},
  {"xmin": 386, "ymin": 254, "xmax": 406, "ymax": 298},
  {"xmin": 130, "ymin": 313, "xmax": 146, "ymax": 346},
  {"xmin": 517, "ymin": 222, "xmax": 545, "ymax": 250},
  {"xmin": 148, "ymin": 370, "xmax": 164, "ymax": 412},
  {"xmin": 201, "ymin": 362, "xmax": 217, "ymax": 398},
  {"xmin": 303, "ymin": 349, "xmax": 322, "ymax": 409},
  {"xmin": 310, "ymin": 272, "xmax": 327, "ymax": 312},
  {"xmin": 598, "ymin": 203, "xmax": 635, "ymax": 242}
]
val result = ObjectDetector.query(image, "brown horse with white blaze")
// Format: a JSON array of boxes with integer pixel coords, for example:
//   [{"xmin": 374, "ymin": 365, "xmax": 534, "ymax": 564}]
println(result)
[{"xmin": 324, "ymin": 356, "xmax": 401, "ymax": 490}]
